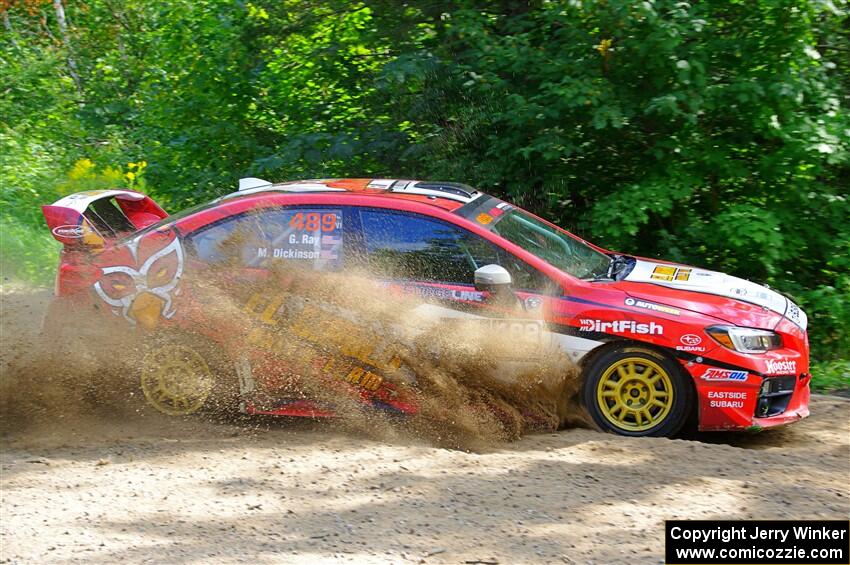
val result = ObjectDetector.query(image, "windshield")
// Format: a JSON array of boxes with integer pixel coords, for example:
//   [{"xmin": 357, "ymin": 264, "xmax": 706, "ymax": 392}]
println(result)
[{"xmin": 492, "ymin": 209, "xmax": 611, "ymax": 280}]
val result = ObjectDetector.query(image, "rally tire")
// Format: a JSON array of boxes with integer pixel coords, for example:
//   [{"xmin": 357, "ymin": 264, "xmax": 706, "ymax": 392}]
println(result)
[
  {"xmin": 582, "ymin": 345, "xmax": 693, "ymax": 437},
  {"xmin": 139, "ymin": 332, "xmax": 238, "ymax": 417}
]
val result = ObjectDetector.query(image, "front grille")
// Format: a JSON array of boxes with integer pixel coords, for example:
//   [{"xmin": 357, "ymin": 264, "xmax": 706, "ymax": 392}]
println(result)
[{"xmin": 755, "ymin": 376, "xmax": 796, "ymax": 418}]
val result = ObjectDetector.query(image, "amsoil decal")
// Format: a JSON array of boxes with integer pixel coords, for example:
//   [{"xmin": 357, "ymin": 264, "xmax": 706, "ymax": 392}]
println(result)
[
  {"xmin": 579, "ymin": 319, "xmax": 663, "ymax": 335},
  {"xmin": 676, "ymin": 333, "xmax": 706, "ymax": 352},
  {"xmin": 708, "ymin": 390, "xmax": 748, "ymax": 409},
  {"xmin": 700, "ymin": 368, "xmax": 748, "ymax": 381},
  {"xmin": 765, "ymin": 359, "xmax": 797, "ymax": 375},
  {"xmin": 624, "ymin": 297, "xmax": 680, "ymax": 316}
]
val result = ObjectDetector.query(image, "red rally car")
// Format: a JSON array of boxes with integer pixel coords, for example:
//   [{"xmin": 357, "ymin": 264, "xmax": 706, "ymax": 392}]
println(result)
[{"xmin": 41, "ymin": 178, "xmax": 811, "ymax": 437}]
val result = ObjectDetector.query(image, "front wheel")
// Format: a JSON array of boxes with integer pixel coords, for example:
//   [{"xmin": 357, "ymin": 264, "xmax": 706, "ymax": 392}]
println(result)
[{"xmin": 582, "ymin": 345, "xmax": 693, "ymax": 437}]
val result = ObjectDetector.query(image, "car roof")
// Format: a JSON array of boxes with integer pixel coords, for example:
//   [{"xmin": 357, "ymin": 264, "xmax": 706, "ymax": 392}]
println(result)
[{"xmin": 219, "ymin": 178, "xmax": 482, "ymax": 212}]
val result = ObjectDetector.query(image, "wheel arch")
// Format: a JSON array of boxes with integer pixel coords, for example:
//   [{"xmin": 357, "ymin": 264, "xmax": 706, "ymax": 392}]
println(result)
[{"xmin": 578, "ymin": 339, "xmax": 698, "ymax": 410}]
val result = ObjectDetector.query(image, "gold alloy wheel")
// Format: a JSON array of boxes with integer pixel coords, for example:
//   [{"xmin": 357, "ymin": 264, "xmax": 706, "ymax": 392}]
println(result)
[
  {"xmin": 141, "ymin": 344, "xmax": 214, "ymax": 416},
  {"xmin": 595, "ymin": 356, "xmax": 674, "ymax": 432}
]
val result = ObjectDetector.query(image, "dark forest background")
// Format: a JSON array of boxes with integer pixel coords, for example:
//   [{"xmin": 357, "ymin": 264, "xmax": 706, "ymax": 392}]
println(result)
[{"xmin": 1, "ymin": 0, "xmax": 847, "ymax": 388}]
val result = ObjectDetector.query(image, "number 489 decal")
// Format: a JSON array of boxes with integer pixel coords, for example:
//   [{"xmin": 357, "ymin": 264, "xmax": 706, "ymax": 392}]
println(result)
[{"xmin": 289, "ymin": 212, "xmax": 338, "ymax": 232}]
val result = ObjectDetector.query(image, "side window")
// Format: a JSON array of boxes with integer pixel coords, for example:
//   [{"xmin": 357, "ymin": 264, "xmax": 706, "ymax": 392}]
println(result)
[
  {"xmin": 359, "ymin": 209, "xmax": 488, "ymax": 284},
  {"xmin": 189, "ymin": 207, "xmax": 345, "ymax": 271},
  {"xmin": 359, "ymin": 208, "xmax": 556, "ymax": 293},
  {"xmin": 499, "ymin": 252, "xmax": 558, "ymax": 295}
]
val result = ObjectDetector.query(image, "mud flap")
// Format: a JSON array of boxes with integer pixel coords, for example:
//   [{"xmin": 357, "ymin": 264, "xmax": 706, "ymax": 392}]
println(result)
[{"xmin": 234, "ymin": 356, "xmax": 255, "ymax": 413}]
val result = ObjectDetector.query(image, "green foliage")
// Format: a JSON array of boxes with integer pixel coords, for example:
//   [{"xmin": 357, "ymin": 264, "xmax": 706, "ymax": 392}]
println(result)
[
  {"xmin": 810, "ymin": 360, "xmax": 850, "ymax": 394},
  {"xmin": 389, "ymin": 0, "xmax": 850, "ymax": 370},
  {"xmin": 0, "ymin": 0, "xmax": 848, "ymax": 387},
  {"xmin": 0, "ymin": 216, "xmax": 58, "ymax": 285}
]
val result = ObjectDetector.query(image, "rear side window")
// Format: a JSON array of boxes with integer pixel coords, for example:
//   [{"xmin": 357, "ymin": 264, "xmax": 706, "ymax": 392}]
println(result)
[
  {"xmin": 358, "ymin": 209, "xmax": 556, "ymax": 293},
  {"xmin": 188, "ymin": 207, "xmax": 345, "ymax": 271}
]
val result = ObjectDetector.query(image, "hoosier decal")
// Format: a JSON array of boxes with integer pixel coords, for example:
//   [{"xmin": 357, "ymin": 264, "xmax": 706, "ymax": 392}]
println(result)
[{"xmin": 765, "ymin": 359, "xmax": 797, "ymax": 375}]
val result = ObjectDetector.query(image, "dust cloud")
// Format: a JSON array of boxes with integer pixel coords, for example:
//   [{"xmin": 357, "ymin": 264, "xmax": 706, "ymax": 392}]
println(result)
[
  {"xmin": 0, "ymin": 269, "xmax": 586, "ymax": 450},
  {"xmin": 0, "ymin": 286, "xmax": 152, "ymax": 441}
]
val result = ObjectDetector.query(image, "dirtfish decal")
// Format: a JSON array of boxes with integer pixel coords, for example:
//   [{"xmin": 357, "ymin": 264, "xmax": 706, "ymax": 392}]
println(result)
[{"xmin": 579, "ymin": 319, "xmax": 663, "ymax": 336}]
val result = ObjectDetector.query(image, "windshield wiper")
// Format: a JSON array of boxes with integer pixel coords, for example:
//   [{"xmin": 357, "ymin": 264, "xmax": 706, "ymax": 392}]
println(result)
[
  {"xmin": 589, "ymin": 254, "xmax": 630, "ymax": 281},
  {"xmin": 585, "ymin": 257, "xmax": 616, "ymax": 281},
  {"xmin": 607, "ymin": 254, "xmax": 634, "ymax": 281}
]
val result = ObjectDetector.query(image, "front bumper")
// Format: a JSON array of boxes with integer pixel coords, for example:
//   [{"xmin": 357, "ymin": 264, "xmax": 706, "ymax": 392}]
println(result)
[
  {"xmin": 685, "ymin": 360, "xmax": 811, "ymax": 432},
  {"xmin": 750, "ymin": 373, "xmax": 811, "ymax": 430}
]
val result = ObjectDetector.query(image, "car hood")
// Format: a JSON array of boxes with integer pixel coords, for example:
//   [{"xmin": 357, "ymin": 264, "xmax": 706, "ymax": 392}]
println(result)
[{"xmin": 621, "ymin": 259, "xmax": 807, "ymax": 331}]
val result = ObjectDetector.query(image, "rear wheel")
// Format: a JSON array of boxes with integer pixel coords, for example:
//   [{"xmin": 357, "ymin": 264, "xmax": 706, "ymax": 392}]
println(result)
[
  {"xmin": 582, "ymin": 345, "xmax": 693, "ymax": 437},
  {"xmin": 140, "ymin": 334, "xmax": 237, "ymax": 416}
]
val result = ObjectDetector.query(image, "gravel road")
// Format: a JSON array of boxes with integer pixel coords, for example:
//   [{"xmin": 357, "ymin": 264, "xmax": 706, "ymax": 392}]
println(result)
[
  {"xmin": 1, "ymin": 395, "xmax": 848, "ymax": 564},
  {"xmin": 1, "ymin": 288, "xmax": 847, "ymax": 564}
]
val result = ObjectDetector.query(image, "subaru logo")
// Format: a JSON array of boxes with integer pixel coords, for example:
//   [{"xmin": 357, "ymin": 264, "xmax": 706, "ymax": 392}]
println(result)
[{"xmin": 680, "ymin": 334, "xmax": 702, "ymax": 346}]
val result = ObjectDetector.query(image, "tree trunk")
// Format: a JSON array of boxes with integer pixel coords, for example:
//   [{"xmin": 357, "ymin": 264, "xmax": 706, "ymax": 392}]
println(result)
[
  {"xmin": 2, "ymin": 10, "xmax": 19, "ymax": 47},
  {"xmin": 52, "ymin": 0, "xmax": 83, "ymax": 95}
]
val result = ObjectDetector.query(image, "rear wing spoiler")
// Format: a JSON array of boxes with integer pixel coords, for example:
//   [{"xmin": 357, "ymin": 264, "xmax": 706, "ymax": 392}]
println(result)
[{"xmin": 42, "ymin": 189, "xmax": 167, "ymax": 247}]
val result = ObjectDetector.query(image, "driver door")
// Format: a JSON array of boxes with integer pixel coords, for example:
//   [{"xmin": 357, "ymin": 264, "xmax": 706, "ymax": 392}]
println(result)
[{"xmin": 354, "ymin": 208, "xmax": 559, "ymax": 352}]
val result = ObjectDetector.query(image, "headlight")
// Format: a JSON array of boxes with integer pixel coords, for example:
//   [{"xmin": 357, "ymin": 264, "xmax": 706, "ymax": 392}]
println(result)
[{"xmin": 706, "ymin": 326, "xmax": 782, "ymax": 353}]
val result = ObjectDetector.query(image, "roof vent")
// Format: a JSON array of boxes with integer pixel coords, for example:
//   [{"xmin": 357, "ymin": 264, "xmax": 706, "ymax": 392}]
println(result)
[
  {"xmin": 239, "ymin": 177, "xmax": 272, "ymax": 191},
  {"xmin": 413, "ymin": 182, "xmax": 477, "ymax": 199}
]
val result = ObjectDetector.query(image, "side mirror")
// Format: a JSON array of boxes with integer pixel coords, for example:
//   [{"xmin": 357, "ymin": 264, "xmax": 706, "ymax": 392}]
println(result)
[{"xmin": 474, "ymin": 264, "xmax": 512, "ymax": 292}]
